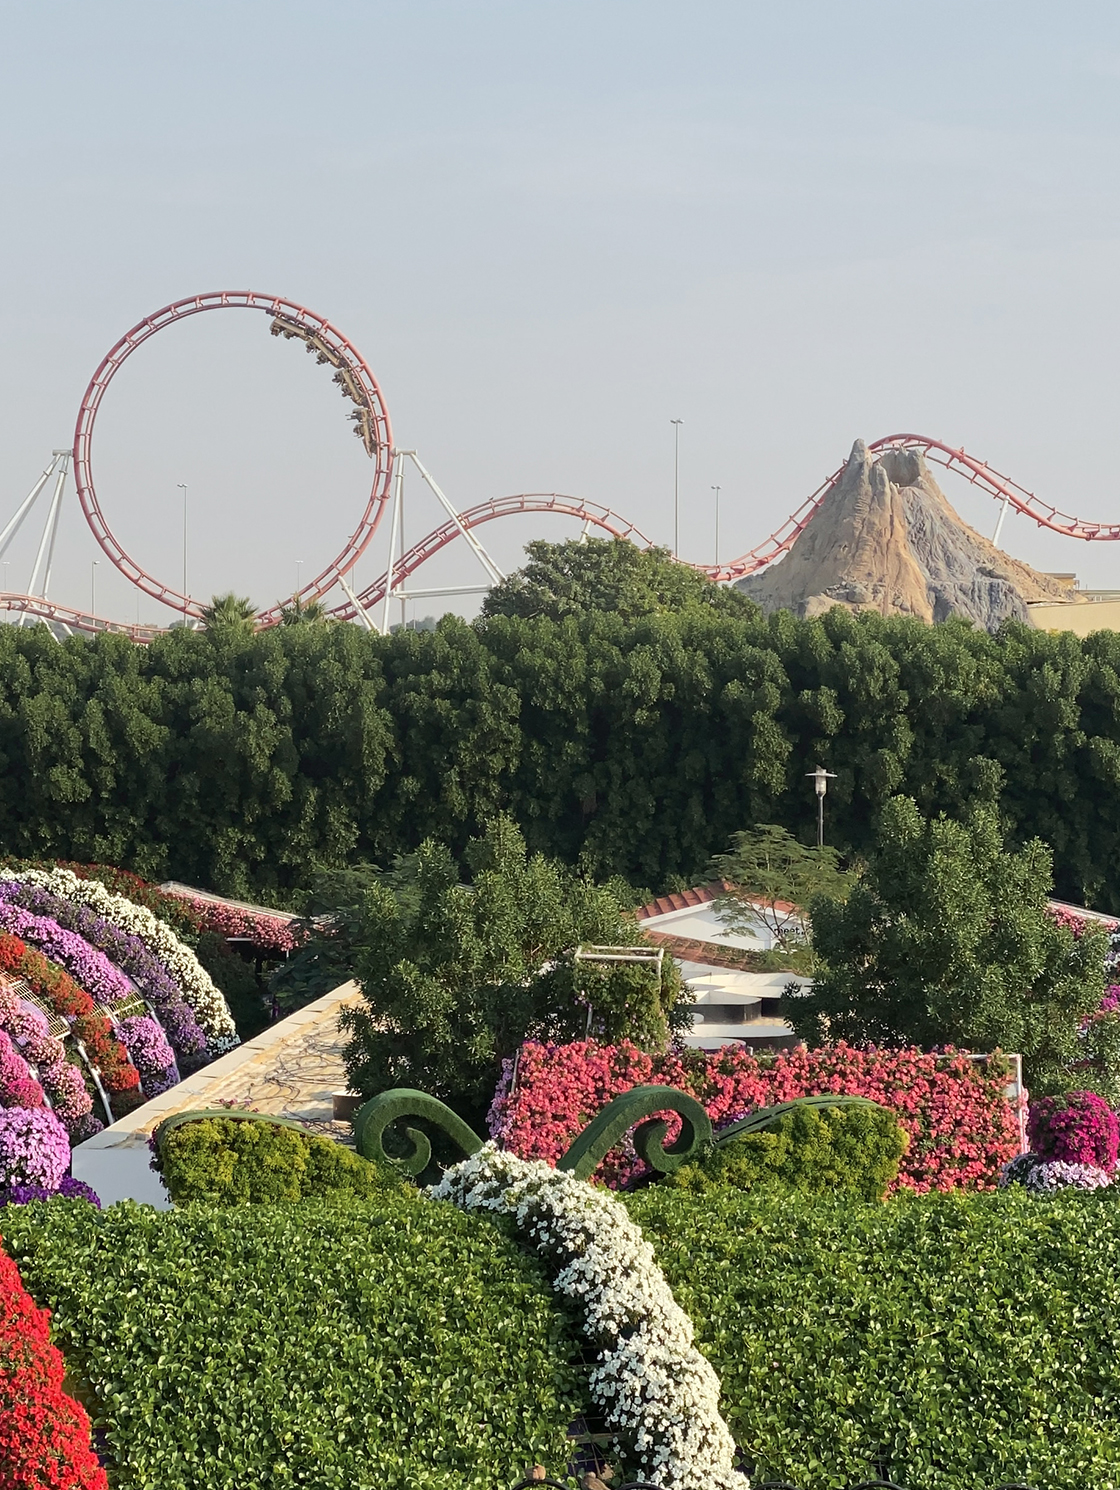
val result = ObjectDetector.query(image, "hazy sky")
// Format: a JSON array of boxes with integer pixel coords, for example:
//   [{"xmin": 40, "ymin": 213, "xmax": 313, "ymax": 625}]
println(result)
[{"xmin": 5, "ymin": 1, "xmax": 1120, "ymax": 624}]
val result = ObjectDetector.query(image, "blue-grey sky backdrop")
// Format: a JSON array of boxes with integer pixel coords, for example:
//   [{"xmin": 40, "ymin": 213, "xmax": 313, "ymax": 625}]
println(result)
[{"xmin": 4, "ymin": 1, "xmax": 1120, "ymax": 623}]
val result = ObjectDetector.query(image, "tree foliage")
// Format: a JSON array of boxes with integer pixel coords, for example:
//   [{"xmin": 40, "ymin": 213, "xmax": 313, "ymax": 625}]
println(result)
[
  {"xmin": 788, "ymin": 796, "xmax": 1110, "ymax": 1094},
  {"xmin": 482, "ymin": 536, "xmax": 757, "ymax": 622},
  {"xmin": 3, "ymin": 600, "xmax": 1120, "ymax": 912},
  {"xmin": 712, "ymin": 823, "xmax": 851, "ymax": 952},
  {"xmin": 340, "ymin": 816, "xmax": 683, "ymax": 1122}
]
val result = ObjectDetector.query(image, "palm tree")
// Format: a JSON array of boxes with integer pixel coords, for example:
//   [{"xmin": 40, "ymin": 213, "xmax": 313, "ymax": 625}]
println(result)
[
  {"xmin": 200, "ymin": 593, "xmax": 257, "ymax": 635},
  {"xmin": 279, "ymin": 595, "xmax": 331, "ymax": 626}
]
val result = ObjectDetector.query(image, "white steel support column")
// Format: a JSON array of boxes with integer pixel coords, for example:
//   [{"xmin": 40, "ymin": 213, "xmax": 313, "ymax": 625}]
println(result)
[
  {"xmin": 0, "ymin": 453, "xmax": 62, "ymax": 563},
  {"xmin": 405, "ymin": 451, "xmax": 505, "ymax": 585},
  {"xmin": 339, "ymin": 573, "xmax": 378, "ymax": 632},
  {"xmin": 992, "ymin": 495, "xmax": 1011, "ymax": 548},
  {"xmin": 28, "ymin": 453, "xmax": 69, "ymax": 599},
  {"xmin": 381, "ymin": 451, "xmax": 405, "ymax": 635}
]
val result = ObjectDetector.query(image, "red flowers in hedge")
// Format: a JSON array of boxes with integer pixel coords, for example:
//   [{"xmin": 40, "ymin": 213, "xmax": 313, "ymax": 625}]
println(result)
[
  {"xmin": 0, "ymin": 1240, "xmax": 107, "ymax": 1488},
  {"xmin": 491, "ymin": 1039, "xmax": 1023, "ymax": 1191}
]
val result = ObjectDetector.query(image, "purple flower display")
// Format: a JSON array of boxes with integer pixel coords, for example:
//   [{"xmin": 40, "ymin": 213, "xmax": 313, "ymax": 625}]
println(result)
[
  {"xmin": 999, "ymin": 1151, "xmax": 1113, "ymax": 1192},
  {"xmin": 116, "ymin": 1015, "xmax": 178, "ymax": 1097},
  {"xmin": 0, "ymin": 890, "xmax": 132, "ymax": 1005},
  {"xmin": 0, "ymin": 881, "xmax": 207, "ymax": 1063},
  {"xmin": 0, "ymin": 1174, "xmax": 101, "ymax": 1206},
  {"xmin": 0, "ymin": 1105, "xmax": 70, "ymax": 1189}
]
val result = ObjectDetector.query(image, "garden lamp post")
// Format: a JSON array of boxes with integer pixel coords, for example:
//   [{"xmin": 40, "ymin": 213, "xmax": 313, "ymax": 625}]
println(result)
[
  {"xmin": 670, "ymin": 419, "xmax": 683, "ymax": 556},
  {"xmin": 177, "ymin": 483, "xmax": 188, "ymax": 615},
  {"xmin": 91, "ymin": 560, "xmax": 99, "ymax": 618},
  {"xmin": 806, "ymin": 764, "xmax": 837, "ymax": 848},
  {"xmin": 711, "ymin": 484, "xmax": 721, "ymax": 565}
]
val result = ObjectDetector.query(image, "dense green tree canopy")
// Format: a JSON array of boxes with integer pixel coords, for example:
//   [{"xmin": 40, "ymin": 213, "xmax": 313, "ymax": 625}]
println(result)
[
  {"xmin": 788, "ymin": 796, "xmax": 1114, "ymax": 1095},
  {"xmin": 340, "ymin": 816, "xmax": 684, "ymax": 1121},
  {"xmin": 3, "ymin": 603, "xmax": 1120, "ymax": 913},
  {"xmin": 481, "ymin": 536, "xmax": 756, "ymax": 622}
]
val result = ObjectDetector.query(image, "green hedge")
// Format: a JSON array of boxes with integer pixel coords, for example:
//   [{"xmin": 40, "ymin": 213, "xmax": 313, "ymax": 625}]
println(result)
[
  {"xmin": 1, "ymin": 1195, "xmax": 585, "ymax": 1490},
  {"xmin": 628, "ymin": 1184, "xmax": 1120, "ymax": 1489},
  {"xmin": 664, "ymin": 1101, "xmax": 907, "ymax": 1202},
  {"xmin": 153, "ymin": 1115, "xmax": 404, "ymax": 1205}
]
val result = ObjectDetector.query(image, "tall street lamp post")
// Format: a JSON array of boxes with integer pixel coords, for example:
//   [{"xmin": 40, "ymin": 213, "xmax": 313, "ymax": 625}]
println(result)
[
  {"xmin": 670, "ymin": 419, "xmax": 683, "ymax": 557},
  {"xmin": 806, "ymin": 765, "xmax": 838, "ymax": 848},
  {"xmin": 177, "ymin": 483, "xmax": 188, "ymax": 615},
  {"xmin": 711, "ymin": 484, "xmax": 721, "ymax": 565},
  {"xmin": 91, "ymin": 560, "xmax": 99, "ymax": 618}
]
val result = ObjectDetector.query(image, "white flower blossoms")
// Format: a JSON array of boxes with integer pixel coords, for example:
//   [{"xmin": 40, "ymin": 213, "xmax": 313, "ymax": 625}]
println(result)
[
  {"xmin": 431, "ymin": 1144, "xmax": 748, "ymax": 1490},
  {"xmin": 8, "ymin": 868, "xmax": 239, "ymax": 1051}
]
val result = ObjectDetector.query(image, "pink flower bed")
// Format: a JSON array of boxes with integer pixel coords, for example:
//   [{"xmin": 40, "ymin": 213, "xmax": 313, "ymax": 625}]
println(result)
[
  {"xmin": 169, "ymin": 895, "xmax": 299, "ymax": 954},
  {"xmin": 490, "ymin": 1040, "xmax": 1024, "ymax": 1192}
]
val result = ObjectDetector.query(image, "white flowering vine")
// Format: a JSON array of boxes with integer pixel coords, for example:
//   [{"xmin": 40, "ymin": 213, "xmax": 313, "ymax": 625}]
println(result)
[
  {"xmin": 430, "ymin": 1143, "xmax": 747, "ymax": 1490},
  {"xmin": 7, "ymin": 869, "xmax": 238, "ymax": 1052}
]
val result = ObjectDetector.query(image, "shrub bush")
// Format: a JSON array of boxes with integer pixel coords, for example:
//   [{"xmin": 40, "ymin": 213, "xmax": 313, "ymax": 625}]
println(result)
[
  {"xmin": 665, "ymin": 1101, "xmax": 907, "ymax": 1202},
  {"xmin": 493, "ymin": 1039, "xmax": 1021, "ymax": 1190},
  {"xmin": 0, "ymin": 1241, "xmax": 107, "ymax": 1489},
  {"xmin": 1, "ymin": 1194, "xmax": 585, "ymax": 1490},
  {"xmin": 1028, "ymin": 1090, "xmax": 1120, "ymax": 1170},
  {"xmin": 627, "ymin": 1184, "xmax": 1120, "ymax": 1488},
  {"xmin": 153, "ymin": 1114, "xmax": 404, "ymax": 1204}
]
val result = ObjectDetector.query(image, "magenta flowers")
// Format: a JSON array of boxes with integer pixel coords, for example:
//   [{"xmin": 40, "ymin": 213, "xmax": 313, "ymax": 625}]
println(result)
[{"xmin": 1027, "ymin": 1091, "xmax": 1120, "ymax": 1172}]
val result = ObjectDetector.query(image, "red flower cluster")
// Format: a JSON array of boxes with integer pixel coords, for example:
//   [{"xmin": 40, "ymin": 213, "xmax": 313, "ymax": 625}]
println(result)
[
  {"xmin": 0, "ymin": 935, "xmax": 141, "ymax": 1110},
  {"xmin": 0, "ymin": 1240, "xmax": 107, "ymax": 1488},
  {"xmin": 492, "ymin": 1040, "xmax": 1023, "ymax": 1191}
]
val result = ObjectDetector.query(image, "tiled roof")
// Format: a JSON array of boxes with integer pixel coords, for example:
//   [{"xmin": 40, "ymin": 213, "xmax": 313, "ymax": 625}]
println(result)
[
  {"xmin": 635, "ymin": 881, "xmax": 798, "ymax": 922},
  {"xmin": 640, "ymin": 929, "xmax": 769, "ymax": 971},
  {"xmin": 634, "ymin": 882, "xmax": 727, "ymax": 921}
]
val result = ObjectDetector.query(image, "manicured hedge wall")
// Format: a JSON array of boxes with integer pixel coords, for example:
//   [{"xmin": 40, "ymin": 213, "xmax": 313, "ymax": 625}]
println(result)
[
  {"xmin": 1, "ymin": 1195, "xmax": 585, "ymax": 1489},
  {"xmin": 629, "ymin": 1184, "xmax": 1120, "ymax": 1489}
]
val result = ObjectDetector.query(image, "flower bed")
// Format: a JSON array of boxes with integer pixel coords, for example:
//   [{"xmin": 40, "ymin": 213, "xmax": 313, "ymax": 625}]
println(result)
[
  {"xmin": 435, "ymin": 1143, "xmax": 743, "ymax": 1489},
  {"xmin": 0, "ymin": 936, "xmax": 140, "ymax": 1118},
  {"xmin": 1, "ymin": 1193, "xmax": 584, "ymax": 1489},
  {"xmin": 166, "ymin": 893, "xmax": 300, "ymax": 954},
  {"xmin": 6, "ymin": 870, "xmax": 238, "ymax": 1053},
  {"xmin": 491, "ymin": 1040, "xmax": 1022, "ymax": 1191},
  {"xmin": 0, "ymin": 898, "xmax": 131, "ymax": 1007},
  {"xmin": 0, "ymin": 883, "xmax": 206, "ymax": 1066},
  {"xmin": 0, "ymin": 1242, "xmax": 107, "ymax": 1489}
]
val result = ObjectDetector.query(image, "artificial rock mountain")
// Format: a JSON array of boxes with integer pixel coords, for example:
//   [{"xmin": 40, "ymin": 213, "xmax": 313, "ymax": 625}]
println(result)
[{"xmin": 735, "ymin": 440, "xmax": 1085, "ymax": 632}]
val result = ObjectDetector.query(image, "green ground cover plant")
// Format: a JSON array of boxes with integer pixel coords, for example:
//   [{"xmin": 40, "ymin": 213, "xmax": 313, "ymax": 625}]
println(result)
[
  {"xmin": 153, "ymin": 1114, "xmax": 404, "ymax": 1204},
  {"xmin": 664, "ymin": 1100, "xmax": 907, "ymax": 1201},
  {"xmin": 1, "ymin": 1194, "xmax": 585, "ymax": 1490},
  {"xmin": 628, "ymin": 1183, "xmax": 1120, "ymax": 1489}
]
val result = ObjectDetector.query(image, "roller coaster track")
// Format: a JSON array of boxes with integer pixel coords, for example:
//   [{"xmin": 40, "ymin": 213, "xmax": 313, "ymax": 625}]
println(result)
[{"xmin": 4, "ymin": 433, "xmax": 1118, "ymax": 638}]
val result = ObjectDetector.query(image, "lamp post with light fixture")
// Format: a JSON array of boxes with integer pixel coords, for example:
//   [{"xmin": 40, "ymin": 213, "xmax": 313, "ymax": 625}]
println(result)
[{"xmin": 806, "ymin": 765, "xmax": 838, "ymax": 848}]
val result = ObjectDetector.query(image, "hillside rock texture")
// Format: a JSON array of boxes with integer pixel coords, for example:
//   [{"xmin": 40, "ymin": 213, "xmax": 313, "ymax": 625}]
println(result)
[{"xmin": 736, "ymin": 440, "xmax": 1085, "ymax": 631}]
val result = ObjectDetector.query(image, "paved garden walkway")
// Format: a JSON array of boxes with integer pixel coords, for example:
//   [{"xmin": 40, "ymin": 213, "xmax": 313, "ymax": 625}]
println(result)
[{"xmin": 72, "ymin": 981, "xmax": 363, "ymax": 1205}]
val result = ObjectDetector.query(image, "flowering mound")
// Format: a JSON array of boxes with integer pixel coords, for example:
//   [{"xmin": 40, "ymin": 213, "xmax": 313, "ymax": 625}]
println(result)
[
  {"xmin": 161, "ymin": 889, "xmax": 300, "ymax": 954},
  {"xmin": 0, "ymin": 934, "xmax": 140, "ymax": 1119},
  {"xmin": 432, "ymin": 1144, "xmax": 746, "ymax": 1490},
  {"xmin": 492, "ymin": 1040, "xmax": 1022, "ymax": 1190},
  {"xmin": 8, "ymin": 869, "xmax": 237, "ymax": 1053},
  {"xmin": 1028, "ymin": 1091, "xmax": 1119, "ymax": 1171},
  {"xmin": 0, "ymin": 1242, "xmax": 107, "ymax": 1489},
  {"xmin": 1000, "ymin": 1153, "xmax": 1112, "ymax": 1193}
]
